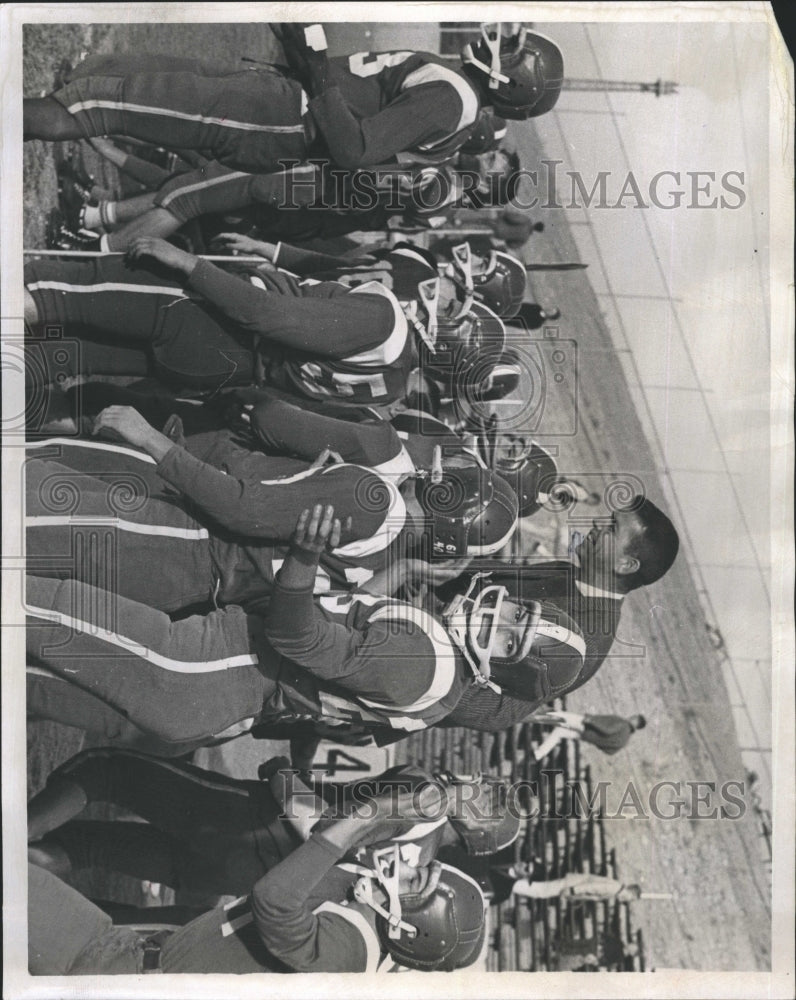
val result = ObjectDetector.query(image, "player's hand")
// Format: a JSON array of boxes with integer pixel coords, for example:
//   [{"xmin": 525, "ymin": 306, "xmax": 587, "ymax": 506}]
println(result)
[
  {"xmin": 92, "ymin": 405, "xmax": 155, "ymax": 449},
  {"xmin": 291, "ymin": 504, "xmax": 349, "ymax": 555},
  {"xmin": 405, "ymin": 557, "xmax": 472, "ymax": 586},
  {"xmin": 349, "ymin": 783, "xmax": 451, "ymax": 842},
  {"xmin": 92, "ymin": 405, "xmax": 174, "ymax": 462},
  {"xmin": 212, "ymin": 233, "xmax": 277, "ymax": 260},
  {"xmin": 127, "ymin": 237, "xmax": 197, "ymax": 275},
  {"xmin": 273, "ymin": 23, "xmax": 329, "ymax": 94}
]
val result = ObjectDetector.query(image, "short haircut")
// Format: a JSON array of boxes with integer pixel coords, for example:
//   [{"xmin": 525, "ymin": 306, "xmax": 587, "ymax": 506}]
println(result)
[
  {"xmin": 630, "ymin": 714, "xmax": 647, "ymax": 731},
  {"xmin": 622, "ymin": 497, "xmax": 680, "ymax": 590}
]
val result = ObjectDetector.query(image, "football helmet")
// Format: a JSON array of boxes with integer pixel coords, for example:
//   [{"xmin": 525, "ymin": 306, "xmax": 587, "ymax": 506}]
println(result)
[
  {"xmin": 416, "ymin": 463, "xmax": 518, "ymax": 557},
  {"xmin": 492, "ymin": 435, "xmax": 558, "ymax": 517},
  {"xmin": 458, "ymin": 109, "xmax": 508, "ymax": 154},
  {"xmin": 462, "ymin": 24, "xmax": 564, "ymax": 120},
  {"xmin": 458, "ymin": 148, "xmax": 522, "ymax": 209},
  {"xmin": 437, "ymin": 773, "xmax": 522, "ymax": 855},
  {"xmin": 443, "ymin": 241, "xmax": 527, "ymax": 318},
  {"xmin": 442, "ymin": 574, "xmax": 585, "ymax": 700},
  {"xmin": 420, "ymin": 300, "xmax": 506, "ymax": 379},
  {"xmin": 460, "ymin": 347, "xmax": 522, "ymax": 403},
  {"xmin": 354, "ymin": 849, "xmax": 486, "ymax": 971}
]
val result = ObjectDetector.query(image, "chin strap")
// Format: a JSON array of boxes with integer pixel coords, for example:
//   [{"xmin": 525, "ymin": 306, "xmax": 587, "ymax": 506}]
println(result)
[
  {"xmin": 402, "ymin": 280, "xmax": 439, "ymax": 353},
  {"xmin": 462, "ymin": 23, "xmax": 514, "ymax": 90},
  {"xmin": 352, "ymin": 845, "xmax": 418, "ymax": 940},
  {"xmin": 442, "ymin": 574, "xmax": 503, "ymax": 692},
  {"xmin": 447, "ymin": 243, "xmax": 476, "ymax": 316}
]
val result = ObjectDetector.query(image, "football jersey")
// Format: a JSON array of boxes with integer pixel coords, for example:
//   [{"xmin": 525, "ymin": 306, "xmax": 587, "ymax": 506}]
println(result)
[
  {"xmin": 311, "ymin": 51, "xmax": 481, "ymax": 167},
  {"xmin": 260, "ymin": 588, "xmax": 469, "ymax": 731},
  {"xmin": 272, "ymin": 282, "xmax": 417, "ymax": 405},
  {"xmin": 159, "ymin": 839, "xmax": 382, "ymax": 973}
]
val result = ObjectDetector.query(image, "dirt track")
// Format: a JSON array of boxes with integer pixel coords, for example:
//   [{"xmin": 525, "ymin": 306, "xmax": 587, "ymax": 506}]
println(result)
[{"xmin": 21, "ymin": 21, "xmax": 771, "ymax": 971}]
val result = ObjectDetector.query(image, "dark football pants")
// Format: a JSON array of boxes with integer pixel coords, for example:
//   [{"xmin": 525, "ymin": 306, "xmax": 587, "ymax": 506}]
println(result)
[
  {"xmin": 26, "ymin": 668, "xmax": 231, "ymax": 756},
  {"xmin": 26, "ymin": 457, "xmax": 217, "ymax": 612},
  {"xmin": 51, "ymin": 64, "xmax": 309, "ymax": 173},
  {"xmin": 28, "ymin": 863, "xmax": 143, "ymax": 975},
  {"xmin": 41, "ymin": 748, "xmax": 298, "ymax": 895},
  {"xmin": 26, "ymin": 257, "xmax": 254, "ymax": 389},
  {"xmin": 25, "ymin": 575, "xmax": 277, "ymax": 744}
]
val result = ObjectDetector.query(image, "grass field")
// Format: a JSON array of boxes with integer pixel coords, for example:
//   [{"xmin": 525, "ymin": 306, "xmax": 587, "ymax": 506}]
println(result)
[{"xmin": 20, "ymin": 21, "xmax": 771, "ymax": 970}]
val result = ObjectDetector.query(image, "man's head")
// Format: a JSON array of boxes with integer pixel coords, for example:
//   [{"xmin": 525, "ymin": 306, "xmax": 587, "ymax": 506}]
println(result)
[
  {"xmin": 617, "ymin": 883, "xmax": 643, "ymax": 903},
  {"xmin": 415, "ymin": 462, "xmax": 519, "ymax": 558},
  {"xmin": 439, "ymin": 241, "xmax": 527, "ymax": 318},
  {"xmin": 356, "ymin": 849, "xmax": 486, "ymax": 971},
  {"xmin": 490, "ymin": 435, "xmax": 558, "ymax": 517},
  {"xmin": 628, "ymin": 714, "xmax": 646, "ymax": 731},
  {"xmin": 457, "ymin": 148, "xmax": 522, "ymax": 208},
  {"xmin": 574, "ymin": 497, "xmax": 679, "ymax": 593},
  {"xmin": 443, "ymin": 576, "xmax": 585, "ymax": 701},
  {"xmin": 461, "ymin": 24, "xmax": 564, "ymax": 120}
]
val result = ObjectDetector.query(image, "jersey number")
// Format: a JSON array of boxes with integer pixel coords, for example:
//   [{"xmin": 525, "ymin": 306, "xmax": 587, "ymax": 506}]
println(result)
[
  {"xmin": 348, "ymin": 51, "xmax": 412, "ymax": 77},
  {"xmin": 323, "ymin": 748, "xmax": 373, "ymax": 775}
]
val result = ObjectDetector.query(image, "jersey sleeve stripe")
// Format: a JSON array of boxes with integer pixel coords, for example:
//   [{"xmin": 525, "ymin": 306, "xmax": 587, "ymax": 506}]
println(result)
[
  {"xmin": 330, "ymin": 473, "xmax": 406, "ymax": 558},
  {"xmin": 343, "ymin": 283, "xmax": 409, "ymax": 366},
  {"xmin": 312, "ymin": 901, "xmax": 381, "ymax": 973},
  {"xmin": 370, "ymin": 444, "xmax": 416, "ymax": 480},
  {"xmin": 359, "ymin": 603, "xmax": 457, "ymax": 712},
  {"xmin": 401, "ymin": 63, "xmax": 480, "ymax": 134}
]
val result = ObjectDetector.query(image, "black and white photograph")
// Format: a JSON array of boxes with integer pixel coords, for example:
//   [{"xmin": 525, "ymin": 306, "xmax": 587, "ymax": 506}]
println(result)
[{"xmin": 2, "ymin": 4, "xmax": 793, "ymax": 997}]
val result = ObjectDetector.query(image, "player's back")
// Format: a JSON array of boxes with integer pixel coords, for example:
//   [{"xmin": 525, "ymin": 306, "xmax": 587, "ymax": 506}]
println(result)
[{"xmin": 328, "ymin": 50, "xmax": 473, "ymax": 113}]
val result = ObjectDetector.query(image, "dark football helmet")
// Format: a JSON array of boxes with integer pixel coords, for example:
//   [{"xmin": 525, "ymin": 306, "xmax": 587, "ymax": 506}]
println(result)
[
  {"xmin": 437, "ymin": 773, "xmax": 522, "ymax": 856},
  {"xmin": 442, "ymin": 574, "xmax": 585, "ymax": 700},
  {"xmin": 417, "ymin": 463, "xmax": 518, "ymax": 557},
  {"xmin": 458, "ymin": 109, "xmax": 508, "ymax": 154},
  {"xmin": 420, "ymin": 300, "xmax": 506, "ymax": 379},
  {"xmin": 461, "ymin": 23, "xmax": 565, "ymax": 120},
  {"xmin": 355, "ymin": 848, "xmax": 486, "ymax": 972},
  {"xmin": 443, "ymin": 241, "xmax": 527, "ymax": 318},
  {"xmin": 492, "ymin": 435, "xmax": 559, "ymax": 517}
]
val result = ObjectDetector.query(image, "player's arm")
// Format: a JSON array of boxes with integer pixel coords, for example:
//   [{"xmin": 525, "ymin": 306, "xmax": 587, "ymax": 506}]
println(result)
[
  {"xmin": 266, "ymin": 508, "xmax": 441, "ymax": 709},
  {"xmin": 250, "ymin": 787, "xmax": 440, "ymax": 972},
  {"xmin": 309, "ymin": 83, "xmax": 471, "ymax": 169},
  {"xmin": 90, "ymin": 406, "xmax": 360, "ymax": 539},
  {"xmin": 274, "ymin": 243, "xmax": 375, "ymax": 275},
  {"xmin": 126, "ymin": 237, "xmax": 394, "ymax": 357},
  {"xmin": 212, "ymin": 235, "xmax": 376, "ymax": 277},
  {"xmin": 183, "ymin": 257, "xmax": 391, "ymax": 357},
  {"xmin": 247, "ymin": 394, "xmax": 404, "ymax": 467}
]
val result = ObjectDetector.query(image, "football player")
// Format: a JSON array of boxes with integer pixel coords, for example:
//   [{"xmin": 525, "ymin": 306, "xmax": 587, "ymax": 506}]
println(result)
[
  {"xmin": 28, "ymin": 750, "xmax": 520, "ymax": 900},
  {"xmin": 25, "ymin": 24, "xmax": 562, "ymax": 172},
  {"xmin": 26, "ymin": 503, "xmax": 585, "ymax": 749},
  {"xmin": 23, "ymin": 236, "xmax": 504, "ymax": 405},
  {"xmin": 28, "ymin": 782, "xmax": 487, "ymax": 975}
]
